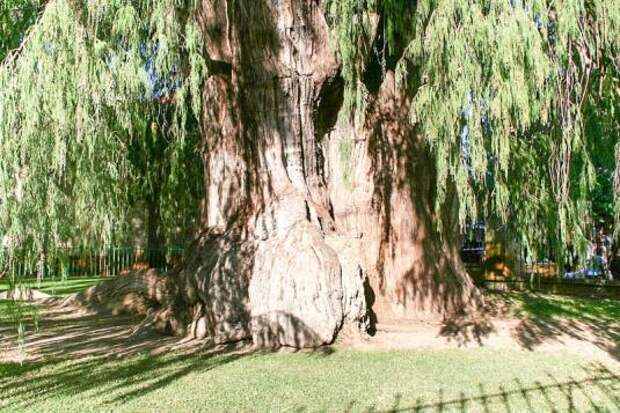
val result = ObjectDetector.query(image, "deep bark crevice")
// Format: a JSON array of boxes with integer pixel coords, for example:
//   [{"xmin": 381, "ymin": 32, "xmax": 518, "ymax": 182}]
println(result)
[{"xmin": 314, "ymin": 70, "xmax": 345, "ymax": 140}]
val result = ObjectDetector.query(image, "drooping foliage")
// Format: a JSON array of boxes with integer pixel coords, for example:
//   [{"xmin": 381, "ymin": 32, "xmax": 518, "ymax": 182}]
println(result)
[
  {"xmin": 0, "ymin": 0, "xmax": 618, "ymax": 268},
  {"xmin": 581, "ymin": 73, "xmax": 619, "ymax": 229},
  {"xmin": 326, "ymin": 0, "xmax": 620, "ymax": 261},
  {"xmin": 0, "ymin": 0, "xmax": 206, "ymax": 259}
]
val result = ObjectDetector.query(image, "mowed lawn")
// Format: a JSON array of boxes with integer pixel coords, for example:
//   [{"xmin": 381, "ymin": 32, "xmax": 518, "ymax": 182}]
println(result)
[
  {"xmin": 0, "ymin": 346, "xmax": 618, "ymax": 412},
  {"xmin": 0, "ymin": 278, "xmax": 619, "ymax": 412}
]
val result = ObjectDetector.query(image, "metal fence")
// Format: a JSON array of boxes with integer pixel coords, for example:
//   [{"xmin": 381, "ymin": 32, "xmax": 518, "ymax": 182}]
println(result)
[
  {"xmin": 0, "ymin": 246, "xmax": 185, "ymax": 279},
  {"xmin": 464, "ymin": 260, "xmax": 620, "ymax": 299},
  {"xmin": 480, "ymin": 276, "xmax": 620, "ymax": 299}
]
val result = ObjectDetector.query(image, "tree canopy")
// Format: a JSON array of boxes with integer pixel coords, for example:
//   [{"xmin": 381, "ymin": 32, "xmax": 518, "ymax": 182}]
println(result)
[{"xmin": 0, "ymin": 0, "xmax": 619, "ymax": 264}]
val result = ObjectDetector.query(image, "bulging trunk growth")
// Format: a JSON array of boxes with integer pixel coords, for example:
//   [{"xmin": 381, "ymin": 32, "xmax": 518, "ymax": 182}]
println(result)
[{"xmin": 80, "ymin": 0, "xmax": 480, "ymax": 348}]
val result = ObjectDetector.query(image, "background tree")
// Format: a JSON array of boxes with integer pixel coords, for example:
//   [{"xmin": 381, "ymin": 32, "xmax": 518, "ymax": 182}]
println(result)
[
  {"xmin": 0, "ymin": 0, "xmax": 618, "ymax": 347},
  {"xmin": 126, "ymin": 101, "xmax": 202, "ymax": 268}
]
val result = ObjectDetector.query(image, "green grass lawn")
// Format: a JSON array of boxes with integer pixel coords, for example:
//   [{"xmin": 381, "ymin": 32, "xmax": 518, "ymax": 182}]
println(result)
[
  {"xmin": 0, "ymin": 276, "xmax": 102, "ymax": 297},
  {"xmin": 1, "ymin": 282, "xmax": 619, "ymax": 412},
  {"xmin": 0, "ymin": 347, "xmax": 618, "ymax": 412}
]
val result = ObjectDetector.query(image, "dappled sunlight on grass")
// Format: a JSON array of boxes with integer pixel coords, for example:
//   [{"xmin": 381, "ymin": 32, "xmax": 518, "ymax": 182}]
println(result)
[
  {"xmin": 0, "ymin": 277, "xmax": 102, "ymax": 297},
  {"xmin": 484, "ymin": 291, "xmax": 620, "ymax": 361},
  {"xmin": 0, "ymin": 300, "xmax": 38, "ymax": 327},
  {"xmin": 486, "ymin": 290, "xmax": 620, "ymax": 322}
]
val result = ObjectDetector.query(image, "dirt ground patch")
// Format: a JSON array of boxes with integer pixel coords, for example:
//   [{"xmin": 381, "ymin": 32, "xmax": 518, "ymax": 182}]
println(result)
[{"xmin": 342, "ymin": 318, "xmax": 619, "ymax": 367}]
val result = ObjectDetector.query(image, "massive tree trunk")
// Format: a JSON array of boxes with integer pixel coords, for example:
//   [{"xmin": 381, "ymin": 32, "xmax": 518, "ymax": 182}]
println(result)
[{"xmin": 79, "ymin": 0, "xmax": 480, "ymax": 348}]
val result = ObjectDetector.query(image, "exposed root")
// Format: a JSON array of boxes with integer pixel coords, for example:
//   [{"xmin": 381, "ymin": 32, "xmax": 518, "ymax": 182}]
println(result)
[{"xmin": 61, "ymin": 269, "xmax": 184, "ymax": 334}]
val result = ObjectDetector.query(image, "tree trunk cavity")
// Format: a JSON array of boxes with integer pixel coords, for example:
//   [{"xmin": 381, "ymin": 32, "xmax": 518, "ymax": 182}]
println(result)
[{"xmin": 77, "ymin": 0, "xmax": 480, "ymax": 348}]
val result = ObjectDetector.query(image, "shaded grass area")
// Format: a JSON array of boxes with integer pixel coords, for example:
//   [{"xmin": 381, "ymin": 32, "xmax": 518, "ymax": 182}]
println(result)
[
  {"xmin": 0, "ymin": 277, "xmax": 101, "ymax": 340},
  {"xmin": 0, "ymin": 277, "xmax": 102, "ymax": 297},
  {"xmin": 439, "ymin": 290, "xmax": 620, "ymax": 349},
  {"xmin": 483, "ymin": 290, "xmax": 620, "ymax": 360},
  {"xmin": 0, "ymin": 347, "xmax": 618, "ymax": 412},
  {"xmin": 0, "ymin": 300, "xmax": 38, "ymax": 325},
  {"xmin": 486, "ymin": 290, "xmax": 620, "ymax": 322}
]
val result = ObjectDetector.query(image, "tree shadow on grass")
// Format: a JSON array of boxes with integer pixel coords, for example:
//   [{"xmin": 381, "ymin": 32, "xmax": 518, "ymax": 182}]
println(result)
[
  {"xmin": 0, "ymin": 304, "xmax": 247, "ymax": 410},
  {"xmin": 441, "ymin": 290, "xmax": 620, "ymax": 361},
  {"xmin": 496, "ymin": 291, "xmax": 620, "ymax": 361},
  {"xmin": 0, "ymin": 305, "xmax": 180, "ymax": 362},
  {"xmin": 0, "ymin": 301, "xmax": 336, "ymax": 411},
  {"xmin": 515, "ymin": 316, "xmax": 619, "ymax": 361},
  {"xmin": 357, "ymin": 362, "xmax": 620, "ymax": 412},
  {"xmin": 0, "ymin": 342, "xmax": 248, "ymax": 411}
]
